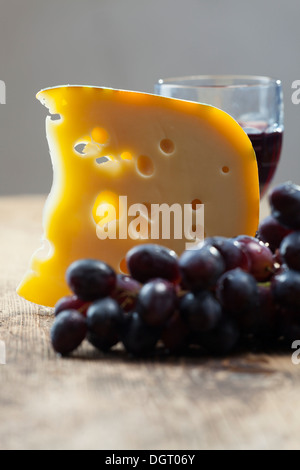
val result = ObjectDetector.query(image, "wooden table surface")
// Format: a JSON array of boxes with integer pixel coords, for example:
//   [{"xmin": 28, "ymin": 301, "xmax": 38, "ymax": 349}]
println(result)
[{"xmin": 1, "ymin": 195, "xmax": 299, "ymax": 450}]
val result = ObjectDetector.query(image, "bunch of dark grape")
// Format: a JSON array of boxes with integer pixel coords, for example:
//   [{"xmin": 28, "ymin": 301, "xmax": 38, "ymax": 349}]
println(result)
[{"xmin": 50, "ymin": 181, "xmax": 300, "ymax": 358}]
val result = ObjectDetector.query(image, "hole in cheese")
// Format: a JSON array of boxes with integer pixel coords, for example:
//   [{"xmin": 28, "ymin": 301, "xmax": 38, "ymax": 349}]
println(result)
[
  {"xmin": 136, "ymin": 155, "xmax": 154, "ymax": 177},
  {"xmin": 49, "ymin": 113, "xmax": 61, "ymax": 121},
  {"xmin": 91, "ymin": 127, "xmax": 109, "ymax": 144},
  {"xmin": 222, "ymin": 166, "xmax": 230, "ymax": 174},
  {"xmin": 160, "ymin": 138, "xmax": 175, "ymax": 154},
  {"xmin": 96, "ymin": 156, "xmax": 113, "ymax": 165},
  {"xmin": 74, "ymin": 139, "xmax": 105, "ymax": 158},
  {"xmin": 120, "ymin": 151, "xmax": 133, "ymax": 161},
  {"xmin": 74, "ymin": 142, "xmax": 88, "ymax": 155},
  {"xmin": 92, "ymin": 190, "xmax": 119, "ymax": 226},
  {"xmin": 119, "ymin": 258, "xmax": 129, "ymax": 274},
  {"xmin": 34, "ymin": 239, "xmax": 54, "ymax": 261},
  {"xmin": 191, "ymin": 198, "xmax": 203, "ymax": 210},
  {"xmin": 190, "ymin": 223, "xmax": 204, "ymax": 236}
]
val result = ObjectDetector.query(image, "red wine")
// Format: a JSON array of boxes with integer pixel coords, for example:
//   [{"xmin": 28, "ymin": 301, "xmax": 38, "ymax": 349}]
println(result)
[{"xmin": 247, "ymin": 130, "xmax": 283, "ymax": 197}]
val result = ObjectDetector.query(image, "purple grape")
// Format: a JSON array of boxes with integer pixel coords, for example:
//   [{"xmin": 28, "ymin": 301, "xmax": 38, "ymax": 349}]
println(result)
[
  {"xmin": 161, "ymin": 311, "xmax": 189, "ymax": 353},
  {"xmin": 86, "ymin": 298, "xmax": 124, "ymax": 352},
  {"xmin": 235, "ymin": 235, "xmax": 274, "ymax": 281},
  {"xmin": 200, "ymin": 236, "xmax": 250, "ymax": 271},
  {"xmin": 54, "ymin": 295, "xmax": 90, "ymax": 317},
  {"xmin": 66, "ymin": 259, "xmax": 116, "ymax": 301},
  {"xmin": 111, "ymin": 274, "xmax": 141, "ymax": 312},
  {"xmin": 271, "ymin": 269, "xmax": 300, "ymax": 308},
  {"xmin": 256, "ymin": 215, "xmax": 292, "ymax": 252},
  {"xmin": 279, "ymin": 231, "xmax": 300, "ymax": 271},
  {"xmin": 269, "ymin": 181, "xmax": 300, "ymax": 229},
  {"xmin": 216, "ymin": 268, "xmax": 259, "ymax": 316},
  {"xmin": 137, "ymin": 279, "xmax": 177, "ymax": 327},
  {"xmin": 239, "ymin": 284, "xmax": 276, "ymax": 334},
  {"xmin": 180, "ymin": 291, "xmax": 222, "ymax": 332},
  {"xmin": 121, "ymin": 312, "xmax": 161, "ymax": 356},
  {"xmin": 50, "ymin": 310, "xmax": 87, "ymax": 356},
  {"xmin": 275, "ymin": 305, "xmax": 297, "ymax": 343},
  {"xmin": 257, "ymin": 284, "xmax": 277, "ymax": 327},
  {"xmin": 126, "ymin": 244, "xmax": 180, "ymax": 284},
  {"xmin": 179, "ymin": 245, "xmax": 225, "ymax": 291},
  {"xmin": 197, "ymin": 317, "xmax": 240, "ymax": 355}
]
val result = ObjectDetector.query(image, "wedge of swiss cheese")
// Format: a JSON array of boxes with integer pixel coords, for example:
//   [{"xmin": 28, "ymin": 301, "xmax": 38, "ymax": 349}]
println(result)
[{"xmin": 17, "ymin": 85, "xmax": 259, "ymax": 307}]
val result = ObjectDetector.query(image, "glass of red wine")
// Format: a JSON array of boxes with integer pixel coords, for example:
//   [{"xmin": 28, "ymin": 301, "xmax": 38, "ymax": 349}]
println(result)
[{"xmin": 154, "ymin": 75, "xmax": 284, "ymax": 197}]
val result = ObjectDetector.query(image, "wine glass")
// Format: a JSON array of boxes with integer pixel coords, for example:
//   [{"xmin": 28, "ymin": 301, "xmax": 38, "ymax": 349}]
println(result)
[{"xmin": 154, "ymin": 75, "xmax": 284, "ymax": 197}]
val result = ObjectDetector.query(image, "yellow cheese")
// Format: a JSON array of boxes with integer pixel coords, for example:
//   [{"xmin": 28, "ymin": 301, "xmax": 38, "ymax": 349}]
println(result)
[{"xmin": 17, "ymin": 85, "xmax": 259, "ymax": 307}]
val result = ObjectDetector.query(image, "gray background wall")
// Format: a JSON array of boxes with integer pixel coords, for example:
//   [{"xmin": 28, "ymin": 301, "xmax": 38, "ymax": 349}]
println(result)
[{"xmin": 0, "ymin": 0, "xmax": 299, "ymax": 195}]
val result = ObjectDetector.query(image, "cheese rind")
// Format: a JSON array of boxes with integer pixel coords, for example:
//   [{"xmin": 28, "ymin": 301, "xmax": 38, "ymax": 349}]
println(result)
[{"xmin": 17, "ymin": 86, "xmax": 259, "ymax": 307}]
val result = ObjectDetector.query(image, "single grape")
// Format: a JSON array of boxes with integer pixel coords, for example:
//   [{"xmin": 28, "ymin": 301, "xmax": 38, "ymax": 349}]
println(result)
[
  {"xmin": 54, "ymin": 295, "xmax": 90, "ymax": 317},
  {"xmin": 216, "ymin": 268, "xmax": 259, "ymax": 316},
  {"xmin": 111, "ymin": 274, "xmax": 141, "ymax": 312},
  {"xmin": 279, "ymin": 231, "xmax": 300, "ymax": 271},
  {"xmin": 256, "ymin": 215, "xmax": 292, "ymax": 252},
  {"xmin": 179, "ymin": 245, "xmax": 225, "ymax": 291},
  {"xmin": 66, "ymin": 259, "xmax": 116, "ymax": 301},
  {"xmin": 239, "ymin": 283, "xmax": 277, "ymax": 335},
  {"xmin": 235, "ymin": 235, "xmax": 274, "ymax": 281},
  {"xmin": 161, "ymin": 311, "xmax": 189, "ymax": 353},
  {"xmin": 274, "ymin": 305, "xmax": 297, "ymax": 343},
  {"xmin": 200, "ymin": 236, "xmax": 250, "ymax": 271},
  {"xmin": 180, "ymin": 291, "xmax": 222, "ymax": 332},
  {"xmin": 271, "ymin": 269, "xmax": 300, "ymax": 309},
  {"xmin": 236, "ymin": 235, "xmax": 263, "ymax": 246},
  {"xmin": 86, "ymin": 298, "xmax": 124, "ymax": 352},
  {"xmin": 126, "ymin": 244, "xmax": 180, "ymax": 284},
  {"xmin": 50, "ymin": 310, "xmax": 87, "ymax": 356},
  {"xmin": 196, "ymin": 317, "xmax": 240, "ymax": 355},
  {"xmin": 137, "ymin": 279, "xmax": 177, "ymax": 327},
  {"xmin": 256, "ymin": 283, "xmax": 277, "ymax": 329},
  {"xmin": 121, "ymin": 312, "xmax": 161, "ymax": 356},
  {"xmin": 269, "ymin": 181, "xmax": 300, "ymax": 229}
]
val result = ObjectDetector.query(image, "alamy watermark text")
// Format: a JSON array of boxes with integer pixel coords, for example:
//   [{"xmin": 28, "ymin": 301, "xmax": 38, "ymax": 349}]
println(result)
[{"xmin": 95, "ymin": 197, "xmax": 205, "ymax": 250}]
